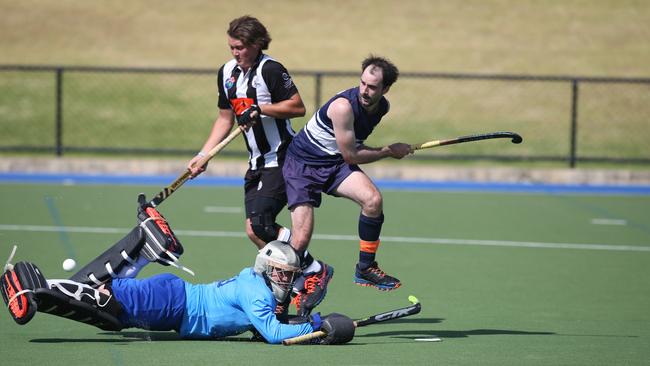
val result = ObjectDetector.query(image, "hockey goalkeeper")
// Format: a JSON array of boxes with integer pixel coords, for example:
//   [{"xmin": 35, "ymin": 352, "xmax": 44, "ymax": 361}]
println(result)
[{"xmin": 1, "ymin": 196, "xmax": 354, "ymax": 345}]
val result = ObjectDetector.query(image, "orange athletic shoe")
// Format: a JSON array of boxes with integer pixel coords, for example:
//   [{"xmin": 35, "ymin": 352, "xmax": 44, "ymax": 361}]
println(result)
[
  {"xmin": 292, "ymin": 261, "xmax": 334, "ymax": 316},
  {"xmin": 354, "ymin": 261, "xmax": 401, "ymax": 291}
]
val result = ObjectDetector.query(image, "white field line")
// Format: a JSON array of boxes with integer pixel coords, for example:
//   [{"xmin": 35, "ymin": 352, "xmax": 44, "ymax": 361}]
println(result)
[
  {"xmin": 203, "ymin": 206, "xmax": 242, "ymax": 214},
  {"xmin": 591, "ymin": 218, "xmax": 627, "ymax": 226},
  {"xmin": 1, "ymin": 224, "xmax": 649, "ymax": 252}
]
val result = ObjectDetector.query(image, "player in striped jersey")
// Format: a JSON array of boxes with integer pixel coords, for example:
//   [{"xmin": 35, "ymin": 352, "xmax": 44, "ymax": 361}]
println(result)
[
  {"xmin": 188, "ymin": 16, "xmax": 304, "ymax": 251},
  {"xmin": 283, "ymin": 56, "xmax": 413, "ymax": 315}
]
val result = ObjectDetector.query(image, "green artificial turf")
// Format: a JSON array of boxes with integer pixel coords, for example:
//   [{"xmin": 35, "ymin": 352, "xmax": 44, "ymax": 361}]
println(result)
[{"xmin": 1, "ymin": 183, "xmax": 649, "ymax": 365}]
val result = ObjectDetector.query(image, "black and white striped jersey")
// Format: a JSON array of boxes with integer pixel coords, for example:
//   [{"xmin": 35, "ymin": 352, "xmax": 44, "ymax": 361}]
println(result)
[{"xmin": 217, "ymin": 54, "xmax": 299, "ymax": 170}]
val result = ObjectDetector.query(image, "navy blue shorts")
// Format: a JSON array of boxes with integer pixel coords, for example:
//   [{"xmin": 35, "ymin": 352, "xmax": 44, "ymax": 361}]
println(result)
[
  {"xmin": 282, "ymin": 154, "xmax": 361, "ymax": 209},
  {"xmin": 112, "ymin": 273, "xmax": 186, "ymax": 331}
]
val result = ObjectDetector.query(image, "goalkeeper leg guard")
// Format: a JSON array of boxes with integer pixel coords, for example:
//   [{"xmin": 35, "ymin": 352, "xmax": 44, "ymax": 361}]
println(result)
[
  {"xmin": 2, "ymin": 261, "xmax": 123, "ymax": 330},
  {"xmin": 1, "ymin": 261, "xmax": 47, "ymax": 325},
  {"xmin": 69, "ymin": 195, "xmax": 194, "ymax": 287},
  {"xmin": 136, "ymin": 194, "xmax": 193, "ymax": 275},
  {"xmin": 40, "ymin": 279, "xmax": 123, "ymax": 331},
  {"xmin": 69, "ymin": 226, "xmax": 149, "ymax": 286}
]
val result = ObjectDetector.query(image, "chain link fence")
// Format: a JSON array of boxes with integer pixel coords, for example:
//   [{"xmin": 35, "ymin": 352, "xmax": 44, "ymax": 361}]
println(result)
[{"xmin": 1, "ymin": 65, "xmax": 649, "ymax": 167}]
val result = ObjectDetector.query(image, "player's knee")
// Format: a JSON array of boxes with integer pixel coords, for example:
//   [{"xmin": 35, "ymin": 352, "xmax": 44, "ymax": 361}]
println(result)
[
  {"xmin": 250, "ymin": 222, "xmax": 275, "ymax": 243},
  {"xmin": 363, "ymin": 192, "xmax": 383, "ymax": 215},
  {"xmin": 250, "ymin": 211, "xmax": 279, "ymax": 243}
]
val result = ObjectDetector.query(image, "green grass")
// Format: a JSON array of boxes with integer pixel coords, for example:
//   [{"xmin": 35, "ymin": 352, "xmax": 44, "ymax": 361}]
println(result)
[
  {"xmin": 2, "ymin": 1, "xmax": 649, "ymax": 75},
  {"xmin": 61, "ymin": 72, "xmax": 216, "ymax": 148},
  {"xmin": 2, "ymin": 69, "xmax": 649, "ymax": 162},
  {"xmin": 1, "ymin": 1, "xmax": 649, "ymax": 164},
  {"xmin": 1, "ymin": 183, "xmax": 649, "ymax": 365}
]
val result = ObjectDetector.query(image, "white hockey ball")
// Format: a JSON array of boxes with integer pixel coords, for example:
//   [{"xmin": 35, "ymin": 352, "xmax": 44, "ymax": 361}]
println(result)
[{"xmin": 62, "ymin": 258, "xmax": 76, "ymax": 272}]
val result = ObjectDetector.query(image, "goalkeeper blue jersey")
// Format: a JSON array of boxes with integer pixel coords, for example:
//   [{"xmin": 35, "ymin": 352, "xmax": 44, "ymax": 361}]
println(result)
[
  {"xmin": 180, "ymin": 267, "xmax": 314, "ymax": 343},
  {"xmin": 112, "ymin": 269, "xmax": 315, "ymax": 344}
]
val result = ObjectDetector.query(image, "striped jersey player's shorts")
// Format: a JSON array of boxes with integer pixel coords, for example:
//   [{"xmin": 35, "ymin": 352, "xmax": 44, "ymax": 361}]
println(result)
[
  {"xmin": 244, "ymin": 167, "xmax": 288, "ymax": 214},
  {"xmin": 111, "ymin": 273, "xmax": 186, "ymax": 331},
  {"xmin": 282, "ymin": 154, "xmax": 362, "ymax": 209}
]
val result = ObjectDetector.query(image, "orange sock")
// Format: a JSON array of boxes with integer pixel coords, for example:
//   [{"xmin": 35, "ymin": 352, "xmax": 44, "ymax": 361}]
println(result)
[{"xmin": 359, "ymin": 240, "xmax": 380, "ymax": 269}]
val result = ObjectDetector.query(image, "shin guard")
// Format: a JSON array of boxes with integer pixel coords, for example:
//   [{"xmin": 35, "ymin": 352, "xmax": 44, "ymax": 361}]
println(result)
[
  {"xmin": 39, "ymin": 280, "xmax": 123, "ymax": 331},
  {"xmin": 2, "ymin": 261, "xmax": 123, "ymax": 330},
  {"xmin": 137, "ymin": 204, "xmax": 185, "ymax": 267},
  {"xmin": 69, "ymin": 226, "xmax": 147, "ymax": 286}
]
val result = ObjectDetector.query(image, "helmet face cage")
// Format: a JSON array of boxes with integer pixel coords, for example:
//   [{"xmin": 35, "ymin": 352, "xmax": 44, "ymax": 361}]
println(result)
[
  {"xmin": 266, "ymin": 261, "xmax": 299, "ymax": 303},
  {"xmin": 253, "ymin": 241, "xmax": 301, "ymax": 303}
]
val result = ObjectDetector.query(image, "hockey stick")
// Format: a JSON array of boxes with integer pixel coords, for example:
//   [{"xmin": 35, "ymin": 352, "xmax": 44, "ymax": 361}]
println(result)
[
  {"xmin": 412, "ymin": 131, "xmax": 522, "ymax": 151},
  {"xmin": 148, "ymin": 125, "xmax": 245, "ymax": 207},
  {"xmin": 282, "ymin": 295, "xmax": 422, "ymax": 345}
]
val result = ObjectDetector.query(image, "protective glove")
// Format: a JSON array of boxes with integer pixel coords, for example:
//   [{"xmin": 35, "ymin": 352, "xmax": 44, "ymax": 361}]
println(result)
[
  {"xmin": 137, "ymin": 193, "xmax": 152, "ymax": 211},
  {"xmin": 319, "ymin": 313, "xmax": 355, "ymax": 345},
  {"xmin": 237, "ymin": 104, "xmax": 261, "ymax": 126}
]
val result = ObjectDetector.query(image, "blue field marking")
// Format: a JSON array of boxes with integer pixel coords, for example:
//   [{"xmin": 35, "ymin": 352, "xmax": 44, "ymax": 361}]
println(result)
[
  {"xmin": 44, "ymin": 195, "xmax": 76, "ymax": 260},
  {"xmin": 1, "ymin": 172, "xmax": 650, "ymax": 195},
  {"xmin": 375, "ymin": 178, "xmax": 650, "ymax": 195}
]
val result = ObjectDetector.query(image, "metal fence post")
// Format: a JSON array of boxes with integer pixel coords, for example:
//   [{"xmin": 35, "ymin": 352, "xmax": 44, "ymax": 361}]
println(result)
[
  {"xmin": 314, "ymin": 72, "xmax": 322, "ymax": 109},
  {"xmin": 569, "ymin": 79, "xmax": 579, "ymax": 168},
  {"xmin": 2, "ymin": 65, "xmax": 649, "ymax": 164},
  {"xmin": 55, "ymin": 67, "xmax": 63, "ymax": 156}
]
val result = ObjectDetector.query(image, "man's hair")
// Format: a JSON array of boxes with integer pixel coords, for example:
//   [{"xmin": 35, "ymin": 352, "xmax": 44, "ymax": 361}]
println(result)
[
  {"xmin": 227, "ymin": 15, "xmax": 272, "ymax": 50},
  {"xmin": 361, "ymin": 55, "xmax": 399, "ymax": 88}
]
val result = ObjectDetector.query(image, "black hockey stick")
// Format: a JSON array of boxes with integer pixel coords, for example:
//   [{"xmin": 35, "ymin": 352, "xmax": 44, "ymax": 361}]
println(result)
[
  {"xmin": 282, "ymin": 295, "xmax": 421, "ymax": 345},
  {"xmin": 411, "ymin": 131, "xmax": 522, "ymax": 150}
]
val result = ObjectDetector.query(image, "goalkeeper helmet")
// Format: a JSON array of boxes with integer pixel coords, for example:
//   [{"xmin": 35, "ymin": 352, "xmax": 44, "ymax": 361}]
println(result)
[{"xmin": 254, "ymin": 241, "xmax": 301, "ymax": 303}]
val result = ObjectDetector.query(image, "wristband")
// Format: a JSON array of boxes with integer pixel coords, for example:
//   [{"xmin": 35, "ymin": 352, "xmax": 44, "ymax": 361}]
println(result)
[
  {"xmin": 197, "ymin": 151, "xmax": 207, "ymax": 158},
  {"xmin": 310, "ymin": 312, "xmax": 322, "ymax": 331}
]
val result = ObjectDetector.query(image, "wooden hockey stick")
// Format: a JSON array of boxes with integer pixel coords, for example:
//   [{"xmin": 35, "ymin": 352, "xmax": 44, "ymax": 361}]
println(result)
[{"xmin": 148, "ymin": 125, "xmax": 245, "ymax": 207}]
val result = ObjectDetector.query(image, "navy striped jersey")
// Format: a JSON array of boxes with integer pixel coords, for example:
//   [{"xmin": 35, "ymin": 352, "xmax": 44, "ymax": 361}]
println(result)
[
  {"xmin": 287, "ymin": 87, "xmax": 390, "ymax": 165},
  {"xmin": 217, "ymin": 54, "xmax": 298, "ymax": 170}
]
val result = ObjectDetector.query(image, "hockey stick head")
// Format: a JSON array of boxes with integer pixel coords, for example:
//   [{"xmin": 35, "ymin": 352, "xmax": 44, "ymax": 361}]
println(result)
[
  {"xmin": 414, "ymin": 131, "xmax": 523, "ymax": 150},
  {"xmin": 282, "ymin": 296, "xmax": 422, "ymax": 345},
  {"xmin": 353, "ymin": 296, "xmax": 421, "ymax": 328}
]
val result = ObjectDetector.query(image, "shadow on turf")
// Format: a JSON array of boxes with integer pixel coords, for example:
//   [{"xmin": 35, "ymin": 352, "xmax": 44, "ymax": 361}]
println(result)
[
  {"xmin": 377, "ymin": 317, "xmax": 444, "ymax": 325},
  {"xmin": 359, "ymin": 328, "xmax": 555, "ymax": 339},
  {"xmin": 30, "ymin": 331, "xmax": 258, "ymax": 343},
  {"xmin": 353, "ymin": 317, "xmax": 556, "ymax": 339},
  {"xmin": 29, "ymin": 320, "xmax": 447, "ymax": 344}
]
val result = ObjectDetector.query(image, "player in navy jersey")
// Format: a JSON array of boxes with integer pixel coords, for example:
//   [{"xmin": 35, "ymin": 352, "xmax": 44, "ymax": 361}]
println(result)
[
  {"xmin": 283, "ymin": 56, "xmax": 413, "ymax": 316},
  {"xmin": 187, "ymin": 16, "xmax": 305, "ymax": 251}
]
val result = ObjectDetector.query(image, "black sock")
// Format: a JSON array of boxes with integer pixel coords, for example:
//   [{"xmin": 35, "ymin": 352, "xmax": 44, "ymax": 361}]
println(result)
[{"xmin": 358, "ymin": 213, "xmax": 384, "ymax": 269}]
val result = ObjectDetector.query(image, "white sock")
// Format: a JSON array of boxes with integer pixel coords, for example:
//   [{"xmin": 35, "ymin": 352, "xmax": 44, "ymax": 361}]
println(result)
[
  {"xmin": 277, "ymin": 227, "xmax": 292, "ymax": 243},
  {"xmin": 303, "ymin": 254, "xmax": 322, "ymax": 274}
]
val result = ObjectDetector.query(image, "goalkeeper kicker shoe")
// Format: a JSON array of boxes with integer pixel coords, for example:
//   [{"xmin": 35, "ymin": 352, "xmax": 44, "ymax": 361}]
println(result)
[
  {"xmin": 354, "ymin": 261, "xmax": 401, "ymax": 291},
  {"xmin": 292, "ymin": 261, "xmax": 334, "ymax": 317}
]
